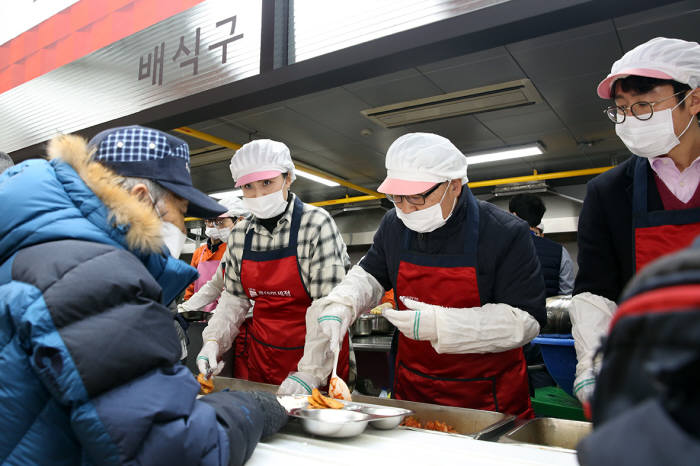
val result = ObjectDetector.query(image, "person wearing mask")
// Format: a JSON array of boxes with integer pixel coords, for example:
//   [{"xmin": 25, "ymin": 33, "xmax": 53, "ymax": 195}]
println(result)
[
  {"xmin": 509, "ymin": 193, "xmax": 575, "ymax": 297},
  {"xmin": 280, "ymin": 133, "xmax": 545, "ymax": 419},
  {"xmin": 0, "ymin": 126, "xmax": 287, "ymax": 465},
  {"xmin": 0, "ymin": 151, "xmax": 14, "ymax": 174},
  {"xmin": 183, "ymin": 195, "xmax": 249, "ymax": 311},
  {"xmin": 196, "ymin": 139, "xmax": 351, "ymax": 389},
  {"xmin": 571, "ymin": 37, "xmax": 700, "ymax": 405}
]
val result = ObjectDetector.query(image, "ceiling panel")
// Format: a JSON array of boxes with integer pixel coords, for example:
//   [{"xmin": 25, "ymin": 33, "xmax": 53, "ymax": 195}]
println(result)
[
  {"xmin": 614, "ymin": 0, "xmax": 700, "ymax": 50},
  {"xmin": 507, "ymin": 21, "xmax": 622, "ymax": 84},
  {"xmin": 475, "ymin": 103, "xmax": 565, "ymax": 140},
  {"xmin": 284, "ymin": 87, "xmax": 406, "ymax": 153},
  {"xmin": 419, "ymin": 48, "xmax": 526, "ymax": 93},
  {"xmin": 534, "ymin": 72, "xmax": 611, "ymax": 126},
  {"xmin": 344, "ymin": 69, "xmax": 444, "ymax": 107}
]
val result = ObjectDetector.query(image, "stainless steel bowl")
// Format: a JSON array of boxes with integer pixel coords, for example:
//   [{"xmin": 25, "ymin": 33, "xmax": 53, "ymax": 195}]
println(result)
[
  {"xmin": 371, "ymin": 315, "xmax": 394, "ymax": 334},
  {"xmin": 351, "ymin": 314, "xmax": 373, "ymax": 336},
  {"xmin": 295, "ymin": 409, "xmax": 371, "ymax": 438},
  {"xmin": 362, "ymin": 406, "xmax": 412, "ymax": 429}
]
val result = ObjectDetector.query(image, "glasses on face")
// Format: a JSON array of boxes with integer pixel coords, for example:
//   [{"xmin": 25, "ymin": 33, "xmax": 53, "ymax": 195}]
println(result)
[
  {"xmin": 386, "ymin": 182, "xmax": 446, "ymax": 206},
  {"xmin": 205, "ymin": 218, "xmax": 231, "ymax": 227},
  {"xmin": 604, "ymin": 90, "xmax": 685, "ymax": 124}
]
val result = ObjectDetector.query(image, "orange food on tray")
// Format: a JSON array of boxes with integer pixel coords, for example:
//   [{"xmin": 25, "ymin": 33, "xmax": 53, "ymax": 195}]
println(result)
[
  {"xmin": 307, "ymin": 388, "xmax": 344, "ymax": 409},
  {"xmin": 400, "ymin": 416, "xmax": 457, "ymax": 433},
  {"xmin": 197, "ymin": 373, "xmax": 214, "ymax": 395}
]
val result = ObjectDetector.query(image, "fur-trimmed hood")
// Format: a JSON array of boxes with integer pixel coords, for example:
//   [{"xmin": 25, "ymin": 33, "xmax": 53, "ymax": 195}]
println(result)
[{"xmin": 46, "ymin": 134, "xmax": 164, "ymax": 253}]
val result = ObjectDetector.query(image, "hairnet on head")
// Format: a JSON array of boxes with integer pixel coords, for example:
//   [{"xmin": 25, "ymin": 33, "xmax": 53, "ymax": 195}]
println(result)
[
  {"xmin": 229, "ymin": 139, "xmax": 296, "ymax": 187},
  {"xmin": 377, "ymin": 133, "xmax": 468, "ymax": 195},
  {"xmin": 217, "ymin": 195, "xmax": 249, "ymax": 218},
  {"xmin": 597, "ymin": 37, "xmax": 700, "ymax": 99}
]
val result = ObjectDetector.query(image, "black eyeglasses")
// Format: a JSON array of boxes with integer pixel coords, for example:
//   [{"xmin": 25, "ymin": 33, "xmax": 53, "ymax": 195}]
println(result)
[
  {"xmin": 205, "ymin": 218, "xmax": 232, "ymax": 227},
  {"xmin": 604, "ymin": 91, "xmax": 685, "ymax": 124},
  {"xmin": 386, "ymin": 182, "xmax": 446, "ymax": 206}
]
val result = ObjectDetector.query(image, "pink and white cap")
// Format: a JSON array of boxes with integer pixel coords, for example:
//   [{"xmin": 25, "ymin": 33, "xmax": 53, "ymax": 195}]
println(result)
[
  {"xmin": 597, "ymin": 37, "xmax": 700, "ymax": 99},
  {"xmin": 377, "ymin": 133, "xmax": 468, "ymax": 195},
  {"xmin": 229, "ymin": 139, "xmax": 296, "ymax": 187}
]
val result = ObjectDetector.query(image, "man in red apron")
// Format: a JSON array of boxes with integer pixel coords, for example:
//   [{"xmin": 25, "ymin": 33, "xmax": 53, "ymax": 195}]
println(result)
[
  {"xmin": 288, "ymin": 133, "xmax": 546, "ymax": 418},
  {"xmin": 196, "ymin": 139, "xmax": 351, "ymax": 389},
  {"xmin": 570, "ymin": 37, "xmax": 700, "ymax": 405}
]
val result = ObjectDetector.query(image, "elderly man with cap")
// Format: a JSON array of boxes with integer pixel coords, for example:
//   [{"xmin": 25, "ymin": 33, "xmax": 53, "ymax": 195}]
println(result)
[
  {"xmin": 195, "ymin": 139, "xmax": 351, "ymax": 388},
  {"xmin": 0, "ymin": 151, "xmax": 13, "ymax": 174},
  {"xmin": 280, "ymin": 132, "xmax": 546, "ymax": 418},
  {"xmin": 0, "ymin": 126, "xmax": 288, "ymax": 465},
  {"xmin": 570, "ymin": 37, "xmax": 700, "ymax": 406}
]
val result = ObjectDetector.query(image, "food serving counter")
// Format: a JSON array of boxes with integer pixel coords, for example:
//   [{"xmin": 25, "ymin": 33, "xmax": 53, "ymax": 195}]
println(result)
[{"xmin": 212, "ymin": 377, "xmax": 583, "ymax": 465}]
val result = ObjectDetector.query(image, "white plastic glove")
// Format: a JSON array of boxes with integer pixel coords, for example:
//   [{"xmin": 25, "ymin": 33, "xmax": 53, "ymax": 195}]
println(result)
[
  {"xmin": 201, "ymin": 290, "xmax": 250, "ymax": 352},
  {"xmin": 382, "ymin": 303, "xmax": 437, "ymax": 341},
  {"xmin": 317, "ymin": 303, "xmax": 354, "ymax": 354},
  {"xmin": 570, "ymin": 292, "xmax": 616, "ymax": 403},
  {"xmin": 277, "ymin": 372, "xmax": 322, "ymax": 396},
  {"xmin": 395, "ymin": 297, "xmax": 540, "ymax": 354},
  {"xmin": 197, "ymin": 340, "xmax": 223, "ymax": 378},
  {"xmin": 296, "ymin": 266, "xmax": 384, "ymax": 382}
]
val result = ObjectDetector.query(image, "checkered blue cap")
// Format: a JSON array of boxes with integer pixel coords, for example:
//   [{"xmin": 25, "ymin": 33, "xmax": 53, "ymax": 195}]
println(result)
[{"xmin": 89, "ymin": 125, "xmax": 225, "ymax": 218}]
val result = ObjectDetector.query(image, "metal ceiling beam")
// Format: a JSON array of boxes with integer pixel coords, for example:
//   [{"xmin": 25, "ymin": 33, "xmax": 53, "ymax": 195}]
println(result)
[
  {"xmin": 174, "ymin": 126, "xmax": 382, "ymax": 197},
  {"xmin": 467, "ymin": 166, "xmax": 613, "ymax": 188}
]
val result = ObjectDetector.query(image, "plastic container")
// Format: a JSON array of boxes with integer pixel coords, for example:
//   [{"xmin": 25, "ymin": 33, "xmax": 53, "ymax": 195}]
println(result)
[
  {"xmin": 532, "ymin": 334, "xmax": 577, "ymax": 397},
  {"xmin": 530, "ymin": 386, "xmax": 586, "ymax": 421}
]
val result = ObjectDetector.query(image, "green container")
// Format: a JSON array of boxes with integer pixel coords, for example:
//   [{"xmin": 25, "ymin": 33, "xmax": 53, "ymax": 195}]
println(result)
[{"xmin": 531, "ymin": 386, "xmax": 587, "ymax": 421}]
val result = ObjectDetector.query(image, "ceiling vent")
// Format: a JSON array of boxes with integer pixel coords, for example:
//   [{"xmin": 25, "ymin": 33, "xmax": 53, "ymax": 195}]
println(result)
[{"xmin": 361, "ymin": 79, "xmax": 542, "ymax": 128}]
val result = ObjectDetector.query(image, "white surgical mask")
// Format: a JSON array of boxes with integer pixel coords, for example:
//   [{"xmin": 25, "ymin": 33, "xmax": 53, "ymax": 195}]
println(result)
[
  {"xmin": 161, "ymin": 221, "xmax": 186, "ymax": 259},
  {"xmin": 148, "ymin": 190, "xmax": 186, "ymax": 259},
  {"xmin": 616, "ymin": 93, "xmax": 695, "ymax": 158},
  {"xmin": 205, "ymin": 226, "xmax": 232, "ymax": 241},
  {"xmin": 243, "ymin": 189, "xmax": 288, "ymax": 219},
  {"xmin": 396, "ymin": 184, "xmax": 456, "ymax": 233}
]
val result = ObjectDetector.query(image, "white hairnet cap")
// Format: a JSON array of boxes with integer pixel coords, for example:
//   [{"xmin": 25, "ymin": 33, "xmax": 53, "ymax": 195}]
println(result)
[
  {"xmin": 229, "ymin": 139, "xmax": 296, "ymax": 187},
  {"xmin": 377, "ymin": 133, "xmax": 468, "ymax": 195},
  {"xmin": 217, "ymin": 195, "xmax": 249, "ymax": 218},
  {"xmin": 598, "ymin": 37, "xmax": 700, "ymax": 98}
]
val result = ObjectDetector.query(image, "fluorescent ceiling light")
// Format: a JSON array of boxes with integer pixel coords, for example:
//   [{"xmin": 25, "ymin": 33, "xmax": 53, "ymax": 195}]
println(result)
[
  {"xmin": 209, "ymin": 189, "xmax": 242, "ymax": 199},
  {"xmin": 466, "ymin": 143, "xmax": 544, "ymax": 165},
  {"xmin": 296, "ymin": 170, "xmax": 340, "ymax": 187}
]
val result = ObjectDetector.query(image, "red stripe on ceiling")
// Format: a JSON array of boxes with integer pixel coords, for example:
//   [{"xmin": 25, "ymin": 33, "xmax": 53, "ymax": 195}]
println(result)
[{"xmin": 0, "ymin": 0, "xmax": 206, "ymax": 95}]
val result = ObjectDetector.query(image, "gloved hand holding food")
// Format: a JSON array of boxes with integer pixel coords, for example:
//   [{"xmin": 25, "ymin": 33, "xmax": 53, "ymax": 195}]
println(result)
[
  {"xmin": 197, "ymin": 340, "xmax": 224, "ymax": 378},
  {"xmin": 317, "ymin": 302, "xmax": 353, "ymax": 354},
  {"xmin": 277, "ymin": 371, "xmax": 322, "ymax": 396}
]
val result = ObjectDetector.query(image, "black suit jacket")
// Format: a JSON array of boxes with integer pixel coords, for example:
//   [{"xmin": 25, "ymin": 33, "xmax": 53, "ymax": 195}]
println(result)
[{"xmin": 574, "ymin": 155, "xmax": 665, "ymax": 302}]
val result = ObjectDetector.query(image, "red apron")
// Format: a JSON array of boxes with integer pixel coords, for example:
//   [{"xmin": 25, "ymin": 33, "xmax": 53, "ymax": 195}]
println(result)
[
  {"xmin": 232, "ymin": 317, "xmax": 251, "ymax": 379},
  {"xmin": 193, "ymin": 248, "xmax": 222, "ymax": 313},
  {"xmin": 393, "ymin": 189, "xmax": 533, "ymax": 418},
  {"xmin": 633, "ymin": 157, "xmax": 700, "ymax": 272},
  {"xmin": 240, "ymin": 197, "xmax": 350, "ymax": 385}
]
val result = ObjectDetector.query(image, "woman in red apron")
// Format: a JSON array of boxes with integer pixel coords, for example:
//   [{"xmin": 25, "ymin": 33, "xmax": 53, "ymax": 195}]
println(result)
[
  {"xmin": 241, "ymin": 196, "xmax": 350, "ymax": 385},
  {"xmin": 198, "ymin": 139, "xmax": 351, "ymax": 388}
]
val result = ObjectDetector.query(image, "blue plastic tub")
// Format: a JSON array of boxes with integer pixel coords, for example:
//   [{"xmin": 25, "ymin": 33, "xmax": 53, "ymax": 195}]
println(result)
[{"xmin": 532, "ymin": 334, "xmax": 577, "ymax": 397}]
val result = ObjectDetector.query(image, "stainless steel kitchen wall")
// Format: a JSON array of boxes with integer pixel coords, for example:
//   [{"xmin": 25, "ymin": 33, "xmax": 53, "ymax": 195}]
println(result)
[
  {"xmin": 0, "ymin": 0, "xmax": 261, "ymax": 153},
  {"xmin": 288, "ymin": 0, "xmax": 510, "ymax": 64}
]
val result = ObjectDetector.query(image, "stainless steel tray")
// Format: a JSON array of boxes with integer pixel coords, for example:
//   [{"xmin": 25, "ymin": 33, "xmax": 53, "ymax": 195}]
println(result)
[
  {"xmin": 499, "ymin": 417, "xmax": 592, "ymax": 451},
  {"xmin": 211, "ymin": 377, "xmax": 515, "ymax": 440},
  {"xmin": 351, "ymin": 394, "xmax": 516, "ymax": 440}
]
